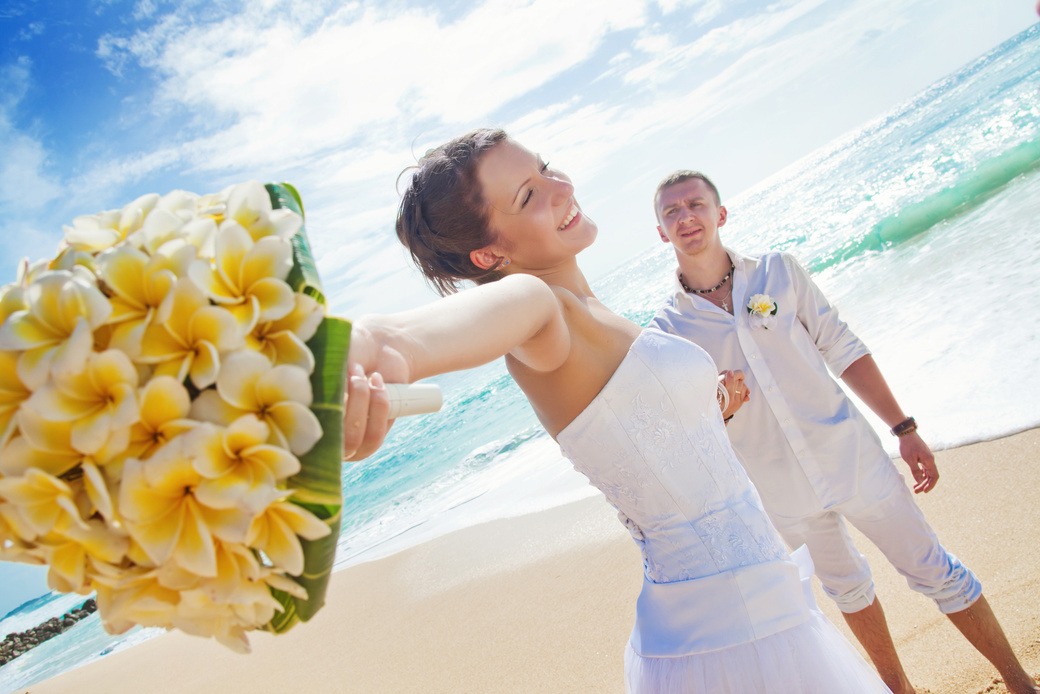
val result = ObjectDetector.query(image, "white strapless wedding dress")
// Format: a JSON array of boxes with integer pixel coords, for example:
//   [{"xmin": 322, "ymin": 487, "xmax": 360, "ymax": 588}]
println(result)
[{"xmin": 557, "ymin": 329, "xmax": 890, "ymax": 693}]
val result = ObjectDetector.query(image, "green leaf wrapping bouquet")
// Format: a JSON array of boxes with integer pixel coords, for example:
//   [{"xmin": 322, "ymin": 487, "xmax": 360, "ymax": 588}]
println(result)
[{"xmin": 0, "ymin": 182, "xmax": 348, "ymax": 652}]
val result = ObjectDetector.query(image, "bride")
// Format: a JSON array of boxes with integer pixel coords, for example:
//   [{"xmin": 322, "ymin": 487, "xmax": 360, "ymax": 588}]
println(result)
[{"xmin": 343, "ymin": 129, "xmax": 891, "ymax": 693}]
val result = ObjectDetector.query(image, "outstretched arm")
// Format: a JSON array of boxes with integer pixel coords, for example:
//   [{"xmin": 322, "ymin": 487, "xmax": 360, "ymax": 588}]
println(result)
[
  {"xmin": 840, "ymin": 354, "xmax": 938, "ymax": 493},
  {"xmin": 343, "ymin": 274, "xmax": 569, "ymax": 460}
]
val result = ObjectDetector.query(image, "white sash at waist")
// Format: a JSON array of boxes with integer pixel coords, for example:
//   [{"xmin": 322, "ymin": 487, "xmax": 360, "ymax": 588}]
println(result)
[{"xmin": 630, "ymin": 548, "xmax": 815, "ymax": 657}]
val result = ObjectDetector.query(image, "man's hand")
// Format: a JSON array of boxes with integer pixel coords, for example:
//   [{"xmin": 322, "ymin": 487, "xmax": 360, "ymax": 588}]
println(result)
[
  {"xmin": 899, "ymin": 431, "xmax": 939, "ymax": 493},
  {"xmin": 839, "ymin": 355, "xmax": 938, "ymax": 493},
  {"xmin": 718, "ymin": 369, "xmax": 750, "ymax": 420}
]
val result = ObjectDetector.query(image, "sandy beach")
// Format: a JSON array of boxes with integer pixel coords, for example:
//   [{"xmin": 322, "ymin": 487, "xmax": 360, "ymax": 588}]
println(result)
[{"xmin": 22, "ymin": 427, "xmax": 1040, "ymax": 694}]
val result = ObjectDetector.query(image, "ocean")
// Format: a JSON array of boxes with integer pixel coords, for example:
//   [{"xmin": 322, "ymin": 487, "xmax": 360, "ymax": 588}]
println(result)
[{"xmin": 2, "ymin": 23, "xmax": 1038, "ymax": 694}]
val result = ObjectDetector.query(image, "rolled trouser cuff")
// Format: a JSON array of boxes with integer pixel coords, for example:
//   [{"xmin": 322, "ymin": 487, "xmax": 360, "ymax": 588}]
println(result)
[
  {"xmin": 920, "ymin": 555, "xmax": 982, "ymax": 614},
  {"xmin": 828, "ymin": 576, "xmax": 876, "ymax": 614}
]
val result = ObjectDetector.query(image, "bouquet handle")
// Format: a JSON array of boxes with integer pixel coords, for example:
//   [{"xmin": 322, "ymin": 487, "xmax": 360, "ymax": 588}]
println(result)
[{"xmin": 386, "ymin": 383, "xmax": 443, "ymax": 418}]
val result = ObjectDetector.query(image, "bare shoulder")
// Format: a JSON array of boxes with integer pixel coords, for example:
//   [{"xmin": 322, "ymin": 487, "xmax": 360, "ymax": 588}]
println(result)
[
  {"xmin": 507, "ymin": 290, "xmax": 640, "ymax": 437},
  {"xmin": 495, "ymin": 272, "xmax": 559, "ymax": 302}
]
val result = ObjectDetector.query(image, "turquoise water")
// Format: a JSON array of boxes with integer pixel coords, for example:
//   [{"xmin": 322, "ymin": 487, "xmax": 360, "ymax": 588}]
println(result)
[{"xmin": 2, "ymin": 24, "xmax": 1039, "ymax": 694}]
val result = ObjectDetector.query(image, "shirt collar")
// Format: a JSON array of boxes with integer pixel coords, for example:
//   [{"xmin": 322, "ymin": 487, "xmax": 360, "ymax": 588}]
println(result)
[{"xmin": 670, "ymin": 247, "xmax": 752, "ymax": 310}]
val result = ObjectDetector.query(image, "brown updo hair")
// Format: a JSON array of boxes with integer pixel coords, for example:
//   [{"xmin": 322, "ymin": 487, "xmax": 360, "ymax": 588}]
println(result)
[{"xmin": 396, "ymin": 128, "xmax": 509, "ymax": 295}]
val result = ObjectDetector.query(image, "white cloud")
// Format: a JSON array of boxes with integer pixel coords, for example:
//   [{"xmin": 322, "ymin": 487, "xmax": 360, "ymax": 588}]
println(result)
[
  {"xmin": 507, "ymin": 98, "xmax": 582, "ymax": 135},
  {"xmin": 656, "ymin": 0, "xmax": 723, "ymax": 25},
  {"xmin": 0, "ymin": 58, "xmax": 61, "ymax": 210},
  {"xmin": 70, "ymin": 0, "xmax": 660, "ymax": 310},
  {"xmin": 0, "ymin": 217, "xmax": 59, "ymax": 268},
  {"xmin": 653, "ymin": 0, "xmax": 909, "ymax": 116},
  {"xmin": 89, "ymin": 0, "xmax": 649, "ymax": 185},
  {"xmin": 17, "ymin": 21, "xmax": 45, "ymax": 40},
  {"xmin": 601, "ymin": 0, "xmax": 907, "ymax": 139},
  {"xmin": 39, "ymin": 0, "xmax": 1028, "ymax": 309},
  {"xmin": 623, "ymin": 0, "xmax": 831, "ymax": 86},
  {"xmin": 634, "ymin": 31, "xmax": 672, "ymax": 55},
  {"xmin": 133, "ymin": 0, "xmax": 159, "ymax": 21},
  {"xmin": 0, "ymin": 124, "xmax": 63, "ymax": 208}
]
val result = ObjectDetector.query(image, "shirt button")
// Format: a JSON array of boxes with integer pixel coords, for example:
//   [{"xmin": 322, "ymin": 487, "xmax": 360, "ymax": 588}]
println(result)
[{"xmin": 749, "ymin": 353, "xmax": 758, "ymax": 359}]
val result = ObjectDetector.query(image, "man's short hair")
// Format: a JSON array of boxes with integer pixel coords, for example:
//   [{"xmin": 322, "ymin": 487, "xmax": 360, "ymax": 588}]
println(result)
[{"xmin": 653, "ymin": 171, "xmax": 721, "ymax": 221}]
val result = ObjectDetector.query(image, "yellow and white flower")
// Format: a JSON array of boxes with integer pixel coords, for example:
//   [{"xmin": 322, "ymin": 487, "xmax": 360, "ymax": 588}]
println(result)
[
  {"xmin": 188, "ymin": 416, "xmax": 301, "ymax": 512},
  {"xmin": 247, "ymin": 292, "xmax": 323, "ymax": 371},
  {"xmin": 0, "ymin": 468, "xmax": 87, "ymax": 538},
  {"xmin": 746, "ymin": 293, "xmax": 779, "ymax": 330},
  {"xmin": 0, "ymin": 350, "xmax": 31, "ymax": 448},
  {"xmin": 168, "ymin": 541, "xmax": 305, "ymax": 652},
  {"xmin": 189, "ymin": 350, "xmax": 322, "ymax": 456},
  {"xmin": 119, "ymin": 436, "xmax": 254, "ymax": 578},
  {"xmin": 138, "ymin": 278, "xmax": 243, "ymax": 389},
  {"xmin": 0, "ymin": 262, "xmax": 33, "ymax": 324},
  {"xmin": 0, "ymin": 269, "xmax": 113, "ymax": 389},
  {"xmin": 26, "ymin": 349, "xmax": 140, "ymax": 456},
  {"xmin": 36, "ymin": 519, "xmax": 130, "ymax": 594},
  {"xmin": 63, "ymin": 193, "xmax": 160, "ymax": 253},
  {"xmin": 188, "ymin": 222, "xmax": 295, "ymax": 334},
  {"xmin": 92, "ymin": 567, "xmax": 181, "ymax": 634},
  {"xmin": 225, "ymin": 181, "xmax": 302, "ymax": 242},
  {"xmin": 95, "ymin": 246, "xmax": 183, "ymax": 359},
  {"xmin": 123, "ymin": 376, "xmax": 197, "ymax": 463},
  {"xmin": 246, "ymin": 491, "xmax": 330, "ymax": 576},
  {"xmin": 0, "ymin": 410, "xmax": 91, "ymax": 478},
  {"xmin": 0, "ymin": 502, "xmax": 41, "ymax": 560}
]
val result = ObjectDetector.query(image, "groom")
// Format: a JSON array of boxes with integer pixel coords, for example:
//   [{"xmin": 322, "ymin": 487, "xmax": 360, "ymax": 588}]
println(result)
[{"xmin": 647, "ymin": 170, "xmax": 1038, "ymax": 694}]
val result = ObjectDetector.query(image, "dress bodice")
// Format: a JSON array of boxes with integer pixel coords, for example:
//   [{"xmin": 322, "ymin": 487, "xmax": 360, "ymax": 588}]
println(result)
[
  {"xmin": 554, "ymin": 330, "xmax": 889, "ymax": 687},
  {"xmin": 557, "ymin": 328, "xmax": 787, "ymax": 584}
]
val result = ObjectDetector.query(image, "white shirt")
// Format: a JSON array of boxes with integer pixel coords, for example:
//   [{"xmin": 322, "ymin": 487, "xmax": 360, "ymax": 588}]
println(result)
[{"xmin": 650, "ymin": 249, "xmax": 888, "ymax": 519}]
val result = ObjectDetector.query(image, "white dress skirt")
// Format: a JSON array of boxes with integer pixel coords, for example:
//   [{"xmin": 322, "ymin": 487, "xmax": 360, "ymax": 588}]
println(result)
[{"xmin": 556, "ymin": 329, "xmax": 890, "ymax": 693}]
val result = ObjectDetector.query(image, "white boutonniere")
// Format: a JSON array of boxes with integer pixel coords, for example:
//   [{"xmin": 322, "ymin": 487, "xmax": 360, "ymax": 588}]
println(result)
[{"xmin": 746, "ymin": 293, "xmax": 778, "ymax": 329}]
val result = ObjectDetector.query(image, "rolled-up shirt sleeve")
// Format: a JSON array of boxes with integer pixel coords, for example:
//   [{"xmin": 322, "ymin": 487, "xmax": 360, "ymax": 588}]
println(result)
[{"xmin": 784, "ymin": 253, "xmax": 869, "ymax": 377}]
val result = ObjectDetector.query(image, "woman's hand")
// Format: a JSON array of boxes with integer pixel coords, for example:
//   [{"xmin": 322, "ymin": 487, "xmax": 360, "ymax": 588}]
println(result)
[
  {"xmin": 342, "ymin": 365, "xmax": 391, "ymax": 461},
  {"xmin": 342, "ymin": 321, "xmax": 411, "ymax": 461},
  {"xmin": 718, "ymin": 369, "xmax": 750, "ymax": 421}
]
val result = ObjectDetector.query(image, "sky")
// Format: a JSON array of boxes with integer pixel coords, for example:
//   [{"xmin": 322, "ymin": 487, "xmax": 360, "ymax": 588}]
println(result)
[{"xmin": 0, "ymin": 0, "xmax": 1036, "ymax": 618}]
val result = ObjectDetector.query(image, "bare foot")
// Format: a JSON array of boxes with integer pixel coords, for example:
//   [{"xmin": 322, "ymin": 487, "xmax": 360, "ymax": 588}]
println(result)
[{"xmin": 1000, "ymin": 678, "xmax": 1040, "ymax": 694}]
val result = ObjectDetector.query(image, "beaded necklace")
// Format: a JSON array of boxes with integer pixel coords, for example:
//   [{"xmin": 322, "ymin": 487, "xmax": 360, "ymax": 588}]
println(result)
[
  {"xmin": 679, "ymin": 262, "xmax": 734, "ymax": 295},
  {"xmin": 679, "ymin": 262, "xmax": 735, "ymax": 312}
]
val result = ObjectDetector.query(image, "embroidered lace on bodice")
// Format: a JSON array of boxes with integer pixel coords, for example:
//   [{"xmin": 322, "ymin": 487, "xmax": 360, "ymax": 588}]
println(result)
[{"xmin": 557, "ymin": 329, "xmax": 786, "ymax": 584}]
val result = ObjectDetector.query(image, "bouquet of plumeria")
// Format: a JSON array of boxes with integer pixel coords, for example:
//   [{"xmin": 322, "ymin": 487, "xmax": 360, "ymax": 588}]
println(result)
[{"xmin": 0, "ymin": 182, "xmax": 350, "ymax": 651}]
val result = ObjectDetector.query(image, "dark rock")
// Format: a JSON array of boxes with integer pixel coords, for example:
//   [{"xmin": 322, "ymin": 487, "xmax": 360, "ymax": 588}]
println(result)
[{"xmin": 0, "ymin": 598, "xmax": 102, "ymax": 669}]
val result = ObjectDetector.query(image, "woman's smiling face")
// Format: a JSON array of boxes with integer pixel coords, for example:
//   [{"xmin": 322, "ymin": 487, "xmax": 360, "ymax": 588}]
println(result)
[{"xmin": 475, "ymin": 139, "xmax": 596, "ymax": 273}]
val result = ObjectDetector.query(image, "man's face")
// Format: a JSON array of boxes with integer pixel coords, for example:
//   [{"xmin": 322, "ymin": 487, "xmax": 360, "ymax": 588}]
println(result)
[{"xmin": 655, "ymin": 178, "xmax": 727, "ymax": 258}]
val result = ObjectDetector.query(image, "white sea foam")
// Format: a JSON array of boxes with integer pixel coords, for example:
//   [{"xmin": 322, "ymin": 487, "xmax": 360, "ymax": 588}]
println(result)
[{"xmin": 335, "ymin": 431, "xmax": 599, "ymax": 569}]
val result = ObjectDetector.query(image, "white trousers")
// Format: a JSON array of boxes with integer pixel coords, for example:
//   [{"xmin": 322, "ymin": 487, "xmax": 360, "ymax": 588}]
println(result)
[{"xmin": 770, "ymin": 458, "xmax": 981, "ymax": 614}]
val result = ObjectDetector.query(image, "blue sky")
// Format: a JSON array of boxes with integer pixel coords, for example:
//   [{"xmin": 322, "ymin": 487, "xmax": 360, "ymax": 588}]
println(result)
[{"xmin": 0, "ymin": 0, "xmax": 1035, "ymax": 618}]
